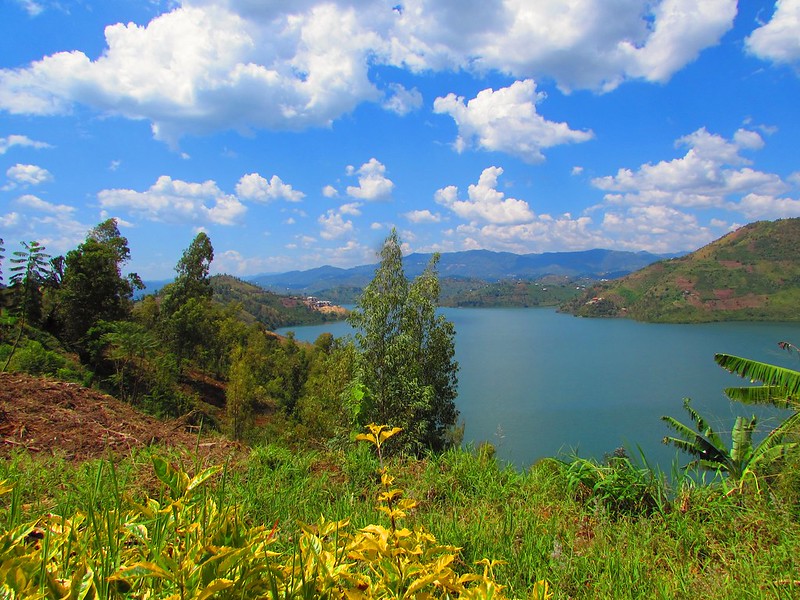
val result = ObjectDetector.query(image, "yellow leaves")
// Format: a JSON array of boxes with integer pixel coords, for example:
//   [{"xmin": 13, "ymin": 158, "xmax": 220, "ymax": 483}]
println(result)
[
  {"xmin": 0, "ymin": 452, "xmax": 553, "ymax": 600},
  {"xmin": 355, "ymin": 424, "xmax": 403, "ymax": 451}
]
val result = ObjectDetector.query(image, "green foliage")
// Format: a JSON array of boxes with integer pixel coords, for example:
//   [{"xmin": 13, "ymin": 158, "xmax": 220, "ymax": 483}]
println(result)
[
  {"xmin": 96, "ymin": 320, "xmax": 160, "ymax": 404},
  {"xmin": 8, "ymin": 240, "xmax": 50, "ymax": 325},
  {"xmin": 58, "ymin": 220, "xmax": 142, "ymax": 351},
  {"xmin": 349, "ymin": 230, "xmax": 459, "ymax": 454},
  {"xmin": 295, "ymin": 335, "xmax": 357, "ymax": 440},
  {"xmin": 715, "ymin": 345, "xmax": 800, "ymax": 408},
  {"xmin": 226, "ymin": 346, "xmax": 260, "ymax": 441},
  {"xmin": 439, "ymin": 277, "xmax": 584, "ymax": 308},
  {"xmin": 1, "ymin": 339, "xmax": 81, "ymax": 380},
  {"xmin": 7, "ymin": 433, "xmax": 800, "ymax": 598},
  {"xmin": 662, "ymin": 345, "xmax": 800, "ymax": 489},
  {"xmin": 565, "ymin": 451, "xmax": 668, "ymax": 518},
  {"xmin": 160, "ymin": 232, "xmax": 214, "ymax": 319},
  {"xmin": 0, "ymin": 441, "xmax": 543, "ymax": 600},
  {"xmin": 3, "ymin": 240, "xmax": 52, "ymax": 371}
]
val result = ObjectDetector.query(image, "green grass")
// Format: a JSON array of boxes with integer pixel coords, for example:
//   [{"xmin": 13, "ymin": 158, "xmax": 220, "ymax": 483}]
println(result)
[{"xmin": 3, "ymin": 441, "xmax": 800, "ymax": 598}]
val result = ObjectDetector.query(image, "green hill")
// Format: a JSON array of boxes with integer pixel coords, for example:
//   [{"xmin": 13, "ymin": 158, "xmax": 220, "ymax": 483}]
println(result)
[
  {"xmin": 561, "ymin": 218, "xmax": 800, "ymax": 322},
  {"xmin": 210, "ymin": 274, "xmax": 340, "ymax": 330}
]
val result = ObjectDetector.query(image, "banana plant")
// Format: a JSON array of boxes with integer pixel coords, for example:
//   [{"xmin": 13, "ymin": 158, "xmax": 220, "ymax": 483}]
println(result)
[
  {"xmin": 715, "ymin": 342, "xmax": 800, "ymax": 410},
  {"xmin": 662, "ymin": 398, "xmax": 800, "ymax": 489}
]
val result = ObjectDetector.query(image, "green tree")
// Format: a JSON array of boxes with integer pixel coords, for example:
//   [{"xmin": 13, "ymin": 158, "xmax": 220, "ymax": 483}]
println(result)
[
  {"xmin": 8, "ymin": 240, "xmax": 50, "ymax": 326},
  {"xmin": 297, "ymin": 335, "xmax": 357, "ymax": 440},
  {"xmin": 162, "ymin": 232, "xmax": 214, "ymax": 317},
  {"xmin": 58, "ymin": 220, "xmax": 142, "ymax": 351},
  {"xmin": 2, "ymin": 240, "xmax": 51, "ymax": 371},
  {"xmin": 226, "ymin": 346, "xmax": 259, "ymax": 441},
  {"xmin": 160, "ymin": 234, "xmax": 217, "ymax": 372},
  {"xmin": 348, "ymin": 230, "xmax": 459, "ymax": 454},
  {"xmin": 97, "ymin": 320, "xmax": 160, "ymax": 404}
]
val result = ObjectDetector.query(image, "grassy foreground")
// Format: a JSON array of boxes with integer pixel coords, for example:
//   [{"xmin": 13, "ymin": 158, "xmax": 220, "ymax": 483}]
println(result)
[{"xmin": 2, "ymin": 432, "xmax": 800, "ymax": 599}]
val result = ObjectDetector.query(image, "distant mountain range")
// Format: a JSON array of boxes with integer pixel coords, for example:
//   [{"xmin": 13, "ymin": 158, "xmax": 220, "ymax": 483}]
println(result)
[
  {"xmin": 561, "ymin": 218, "xmax": 800, "ymax": 322},
  {"xmin": 248, "ymin": 248, "xmax": 675, "ymax": 295}
]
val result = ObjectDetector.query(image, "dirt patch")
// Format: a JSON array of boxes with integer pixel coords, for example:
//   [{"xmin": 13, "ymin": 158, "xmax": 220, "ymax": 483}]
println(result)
[
  {"xmin": 706, "ymin": 293, "xmax": 766, "ymax": 310},
  {"xmin": 0, "ymin": 372, "xmax": 244, "ymax": 463},
  {"xmin": 317, "ymin": 305, "xmax": 348, "ymax": 317}
]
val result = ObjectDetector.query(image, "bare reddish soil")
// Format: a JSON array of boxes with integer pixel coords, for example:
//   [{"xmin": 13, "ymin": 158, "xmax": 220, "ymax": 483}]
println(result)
[{"xmin": 0, "ymin": 372, "xmax": 243, "ymax": 462}]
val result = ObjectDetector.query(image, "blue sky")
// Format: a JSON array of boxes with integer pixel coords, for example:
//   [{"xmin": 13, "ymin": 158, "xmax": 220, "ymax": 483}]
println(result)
[{"xmin": 1, "ymin": 0, "xmax": 799, "ymax": 280}]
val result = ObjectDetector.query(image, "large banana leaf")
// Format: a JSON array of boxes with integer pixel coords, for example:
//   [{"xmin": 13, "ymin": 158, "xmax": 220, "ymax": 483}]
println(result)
[
  {"xmin": 730, "ymin": 415, "xmax": 756, "ymax": 467},
  {"xmin": 661, "ymin": 399, "xmax": 733, "ymax": 472},
  {"xmin": 715, "ymin": 354, "xmax": 800, "ymax": 409},
  {"xmin": 722, "ymin": 385, "xmax": 797, "ymax": 409}
]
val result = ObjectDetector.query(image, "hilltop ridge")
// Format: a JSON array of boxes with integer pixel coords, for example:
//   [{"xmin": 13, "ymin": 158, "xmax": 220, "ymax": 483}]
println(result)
[{"xmin": 561, "ymin": 218, "xmax": 800, "ymax": 322}]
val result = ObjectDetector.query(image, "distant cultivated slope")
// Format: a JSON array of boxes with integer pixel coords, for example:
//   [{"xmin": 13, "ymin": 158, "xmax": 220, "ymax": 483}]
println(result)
[
  {"xmin": 249, "ymin": 248, "xmax": 668, "ymax": 294},
  {"xmin": 210, "ymin": 274, "xmax": 336, "ymax": 330},
  {"xmin": 561, "ymin": 219, "xmax": 800, "ymax": 322}
]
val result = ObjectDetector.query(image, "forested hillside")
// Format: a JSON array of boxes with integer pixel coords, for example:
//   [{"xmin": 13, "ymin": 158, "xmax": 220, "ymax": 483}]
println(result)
[
  {"xmin": 562, "ymin": 218, "xmax": 800, "ymax": 322},
  {"xmin": 210, "ymin": 274, "xmax": 339, "ymax": 329}
]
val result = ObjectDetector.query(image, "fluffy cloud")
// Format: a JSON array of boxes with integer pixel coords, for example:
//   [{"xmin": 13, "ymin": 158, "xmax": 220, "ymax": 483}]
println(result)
[
  {"xmin": 435, "ymin": 166, "xmax": 534, "ymax": 224},
  {"xmin": 382, "ymin": 83, "xmax": 423, "ymax": 115},
  {"xmin": 746, "ymin": 0, "xmax": 800, "ymax": 67},
  {"xmin": 592, "ymin": 128, "xmax": 789, "ymax": 209},
  {"xmin": 16, "ymin": 193, "xmax": 74, "ymax": 215},
  {"xmin": 4, "ymin": 163, "xmax": 52, "ymax": 188},
  {"xmin": 404, "ymin": 209, "xmax": 442, "ymax": 223},
  {"xmin": 236, "ymin": 173, "xmax": 305, "ymax": 202},
  {"xmin": 0, "ymin": 212, "xmax": 20, "ymax": 228},
  {"xmin": 0, "ymin": 4, "xmax": 381, "ymax": 142},
  {"xmin": 322, "ymin": 184, "xmax": 339, "ymax": 198},
  {"xmin": 339, "ymin": 202, "xmax": 362, "ymax": 216},
  {"xmin": 731, "ymin": 193, "xmax": 800, "ymax": 220},
  {"xmin": 98, "ymin": 175, "xmax": 246, "ymax": 225},
  {"xmin": 346, "ymin": 158, "xmax": 394, "ymax": 201},
  {"xmin": 600, "ymin": 206, "xmax": 716, "ymax": 252},
  {"xmin": 0, "ymin": 134, "xmax": 51, "ymax": 154},
  {"xmin": 434, "ymin": 80, "xmax": 593, "ymax": 162},
  {"xmin": 439, "ymin": 204, "xmax": 724, "ymax": 256},
  {"xmin": 0, "ymin": 1, "xmax": 738, "ymax": 140},
  {"xmin": 615, "ymin": 0, "xmax": 737, "ymax": 84},
  {"xmin": 318, "ymin": 209, "xmax": 354, "ymax": 239}
]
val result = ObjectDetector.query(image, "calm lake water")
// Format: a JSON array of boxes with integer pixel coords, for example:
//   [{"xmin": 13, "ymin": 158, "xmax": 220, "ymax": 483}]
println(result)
[{"xmin": 277, "ymin": 308, "xmax": 800, "ymax": 470}]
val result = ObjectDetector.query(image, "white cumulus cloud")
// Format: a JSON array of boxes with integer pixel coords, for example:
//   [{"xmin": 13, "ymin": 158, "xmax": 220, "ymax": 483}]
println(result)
[
  {"xmin": 4, "ymin": 163, "xmax": 52, "ymax": 188},
  {"xmin": 0, "ymin": 134, "xmax": 51, "ymax": 154},
  {"xmin": 404, "ymin": 209, "xmax": 442, "ymax": 223},
  {"xmin": 16, "ymin": 193, "xmax": 74, "ymax": 215},
  {"xmin": 318, "ymin": 209, "xmax": 354, "ymax": 239},
  {"xmin": 433, "ymin": 80, "xmax": 593, "ymax": 163},
  {"xmin": 98, "ymin": 175, "xmax": 247, "ymax": 226},
  {"xmin": 592, "ymin": 128, "xmax": 789, "ymax": 208},
  {"xmin": 236, "ymin": 173, "xmax": 305, "ymax": 202},
  {"xmin": 0, "ymin": 1, "xmax": 739, "ymax": 141},
  {"xmin": 0, "ymin": 3, "xmax": 381, "ymax": 143},
  {"xmin": 435, "ymin": 166, "xmax": 534, "ymax": 224},
  {"xmin": 346, "ymin": 158, "xmax": 394, "ymax": 201},
  {"xmin": 746, "ymin": 0, "xmax": 800, "ymax": 67},
  {"xmin": 382, "ymin": 83, "xmax": 423, "ymax": 115}
]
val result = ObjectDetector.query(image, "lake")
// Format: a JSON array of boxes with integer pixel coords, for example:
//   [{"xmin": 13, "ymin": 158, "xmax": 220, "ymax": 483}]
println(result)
[{"xmin": 277, "ymin": 308, "xmax": 800, "ymax": 470}]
